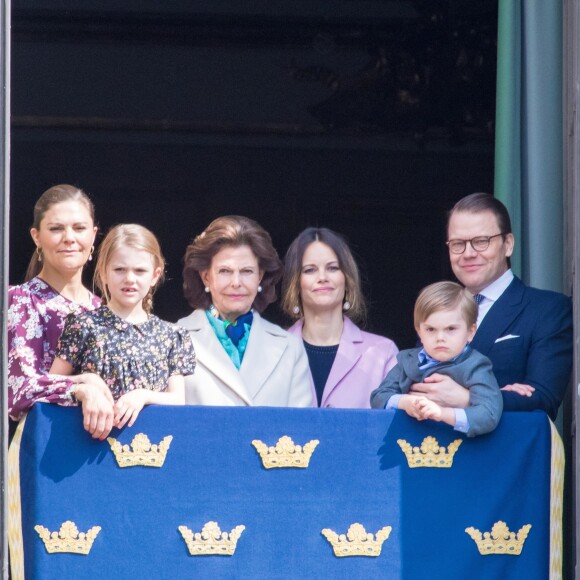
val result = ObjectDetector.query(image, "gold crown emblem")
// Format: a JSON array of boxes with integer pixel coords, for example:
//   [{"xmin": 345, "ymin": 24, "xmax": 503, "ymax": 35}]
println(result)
[
  {"xmin": 34, "ymin": 521, "xmax": 101, "ymax": 555},
  {"xmin": 397, "ymin": 436, "xmax": 462, "ymax": 468},
  {"xmin": 178, "ymin": 521, "xmax": 245, "ymax": 556},
  {"xmin": 107, "ymin": 433, "xmax": 173, "ymax": 468},
  {"xmin": 465, "ymin": 521, "xmax": 532, "ymax": 555},
  {"xmin": 321, "ymin": 523, "xmax": 392, "ymax": 557},
  {"xmin": 252, "ymin": 435, "xmax": 319, "ymax": 469}
]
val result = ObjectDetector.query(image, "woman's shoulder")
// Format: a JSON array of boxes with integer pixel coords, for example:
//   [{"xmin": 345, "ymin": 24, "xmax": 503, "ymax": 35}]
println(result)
[
  {"xmin": 9, "ymin": 277, "xmax": 53, "ymax": 301},
  {"xmin": 344, "ymin": 317, "xmax": 398, "ymax": 349},
  {"xmin": 254, "ymin": 313, "xmax": 289, "ymax": 335}
]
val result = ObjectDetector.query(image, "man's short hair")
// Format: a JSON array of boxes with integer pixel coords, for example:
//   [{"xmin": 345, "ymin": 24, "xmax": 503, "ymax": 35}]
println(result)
[{"xmin": 447, "ymin": 192, "xmax": 512, "ymax": 235}]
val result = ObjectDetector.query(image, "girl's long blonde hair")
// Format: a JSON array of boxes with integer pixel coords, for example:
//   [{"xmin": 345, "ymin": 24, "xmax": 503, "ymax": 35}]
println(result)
[{"xmin": 94, "ymin": 224, "xmax": 165, "ymax": 314}]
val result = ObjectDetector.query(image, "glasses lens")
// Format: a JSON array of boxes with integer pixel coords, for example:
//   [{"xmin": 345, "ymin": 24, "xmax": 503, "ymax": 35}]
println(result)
[
  {"xmin": 448, "ymin": 240, "xmax": 466, "ymax": 254},
  {"xmin": 471, "ymin": 237, "xmax": 491, "ymax": 251}
]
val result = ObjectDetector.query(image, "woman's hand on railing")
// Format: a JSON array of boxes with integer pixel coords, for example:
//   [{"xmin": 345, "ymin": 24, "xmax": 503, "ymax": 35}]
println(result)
[{"xmin": 72, "ymin": 374, "xmax": 115, "ymax": 440}]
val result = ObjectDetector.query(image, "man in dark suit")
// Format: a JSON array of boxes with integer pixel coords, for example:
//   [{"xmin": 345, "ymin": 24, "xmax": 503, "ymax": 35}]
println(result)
[{"xmin": 411, "ymin": 192, "xmax": 572, "ymax": 420}]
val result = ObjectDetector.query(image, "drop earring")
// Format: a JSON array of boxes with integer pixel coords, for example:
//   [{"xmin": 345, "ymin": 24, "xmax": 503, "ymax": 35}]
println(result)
[
  {"xmin": 36, "ymin": 247, "xmax": 43, "ymax": 262},
  {"xmin": 88, "ymin": 246, "xmax": 95, "ymax": 262}
]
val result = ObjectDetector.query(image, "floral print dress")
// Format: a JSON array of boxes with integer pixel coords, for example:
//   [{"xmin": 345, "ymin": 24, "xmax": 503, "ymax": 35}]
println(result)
[
  {"xmin": 8, "ymin": 277, "xmax": 100, "ymax": 421},
  {"xmin": 55, "ymin": 306, "xmax": 196, "ymax": 401}
]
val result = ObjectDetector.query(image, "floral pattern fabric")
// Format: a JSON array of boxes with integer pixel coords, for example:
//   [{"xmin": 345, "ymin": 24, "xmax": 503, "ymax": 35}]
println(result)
[
  {"xmin": 55, "ymin": 306, "xmax": 196, "ymax": 401},
  {"xmin": 8, "ymin": 277, "xmax": 101, "ymax": 420}
]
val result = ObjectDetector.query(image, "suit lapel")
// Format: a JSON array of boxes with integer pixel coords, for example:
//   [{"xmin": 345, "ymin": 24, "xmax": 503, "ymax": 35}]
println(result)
[
  {"xmin": 471, "ymin": 277, "xmax": 527, "ymax": 355},
  {"xmin": 240, "ymin": 313, "xmax": 288, "ymax": 400},
  {"xmin": 185, "ymin": 310, "xmax": 253, "ymax": 405},
  {"xmin": 320, "ymin": 318, "xmax": 361, "ymax": 406}
]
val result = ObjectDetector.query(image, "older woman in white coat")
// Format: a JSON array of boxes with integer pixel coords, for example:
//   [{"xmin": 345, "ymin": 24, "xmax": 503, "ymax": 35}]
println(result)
[{"xmin": 178, "ymin": 215, "xmax": 313, "ymax": 407}]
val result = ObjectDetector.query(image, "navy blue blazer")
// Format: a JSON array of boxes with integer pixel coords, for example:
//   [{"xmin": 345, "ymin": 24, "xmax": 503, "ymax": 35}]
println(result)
[{"xmin": 470, "ymin": 276, "xmax": 572, "ymax": 420}]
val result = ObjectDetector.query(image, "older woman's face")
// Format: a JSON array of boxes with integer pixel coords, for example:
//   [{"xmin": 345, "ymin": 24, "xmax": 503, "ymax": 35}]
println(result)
[{"xmin": 200, "ymin": 245, "xmax": 263, "ymax": 322}]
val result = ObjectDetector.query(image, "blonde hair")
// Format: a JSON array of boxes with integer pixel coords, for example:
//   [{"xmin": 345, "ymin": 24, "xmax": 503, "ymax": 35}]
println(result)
[
  {"xmin": 413, "ymin": 281, "xmax": 477, "ymax": 329},
  {"xmin": 26, "ymin": 184, "xmax": 95, "ymax": 281},
  {"xmin": 94, "ymin": 224, "xmax": 165, "ymax": 314}
]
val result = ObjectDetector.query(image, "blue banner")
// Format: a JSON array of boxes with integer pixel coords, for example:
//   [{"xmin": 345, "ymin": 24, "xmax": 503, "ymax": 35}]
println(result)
[{"xmin": 9, "ymin": 404, "xmax": 560, "ymax": 579}]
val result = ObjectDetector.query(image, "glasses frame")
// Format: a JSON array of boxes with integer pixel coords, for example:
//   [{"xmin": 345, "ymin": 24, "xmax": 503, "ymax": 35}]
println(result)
[{"xmin": 446, "ymin": 233, "xmax": 506, "ymax": 254}]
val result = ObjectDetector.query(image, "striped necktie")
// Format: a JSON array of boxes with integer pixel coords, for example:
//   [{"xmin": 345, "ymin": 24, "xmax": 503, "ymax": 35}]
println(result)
[{"xmin": 473, "ymin": 293, "xmax": 485, "ymax": 305}]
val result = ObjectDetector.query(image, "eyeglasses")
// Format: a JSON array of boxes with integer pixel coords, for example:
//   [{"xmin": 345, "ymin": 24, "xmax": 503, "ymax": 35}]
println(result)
[{"xmin": 446, "ymin": 233, "xmax": 505, "ymax": 254}]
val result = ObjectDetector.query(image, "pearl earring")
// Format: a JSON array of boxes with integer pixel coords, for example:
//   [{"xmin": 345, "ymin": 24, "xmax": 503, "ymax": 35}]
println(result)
[
  {"xmin": 36, "ymin": 247, "xmax": 43, "ymax": 262},
  {"xmin": 88, "ymin": 246, "xmax": 95, "ymax": 262},
  {"xmin": 343, "ymin": 300, "xmax": 351, "ymax": 312},
  {"xmin": 257, "ymin": 285, "xmax": 263, "ymax": 293},
  {"xmin": 204, "ymin": 286, "xmax": 210, "ymax": 293},
  {"xmin": 292, "ymin": 305, "xmax": 300, "ymax": 315}
]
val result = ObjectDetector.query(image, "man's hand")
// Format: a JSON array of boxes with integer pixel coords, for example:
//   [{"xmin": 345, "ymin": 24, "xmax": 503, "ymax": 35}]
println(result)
[
  {"xmin": 410, "ymin": 373, "xmax": 469, "ymax": 408},
  {"xmin": 501, "ymin": 383, "xmax": 535, "ymax": 397}
]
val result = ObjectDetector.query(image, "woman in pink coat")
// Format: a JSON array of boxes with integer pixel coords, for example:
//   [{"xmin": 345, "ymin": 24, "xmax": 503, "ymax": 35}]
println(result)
[{"xmin": 282, "ymin": 227, "xmax": 398, "ymax": 408}]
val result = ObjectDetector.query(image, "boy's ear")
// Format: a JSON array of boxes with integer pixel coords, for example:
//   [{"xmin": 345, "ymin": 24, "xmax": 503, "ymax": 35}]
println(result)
[{"xmin": 468, "ymin": 323, "xmax": 477, "ymax": 342}]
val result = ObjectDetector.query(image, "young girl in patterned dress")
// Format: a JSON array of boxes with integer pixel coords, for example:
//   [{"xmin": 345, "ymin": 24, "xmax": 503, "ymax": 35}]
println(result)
[{"xmin": 50, "ymin": 224, "xmax": 196, "ymax": 431}]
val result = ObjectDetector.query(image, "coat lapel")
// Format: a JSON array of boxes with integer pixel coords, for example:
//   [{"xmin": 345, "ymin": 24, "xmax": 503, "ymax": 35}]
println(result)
[
  {"xmin": 320, "ymin": 317, "xmax": 361, "ymax": 407},
  {"xmin": 181, "ymin": 310, "xmax": 253, "ymax": 405},
  {"xmin": 240, "ymin": 313, "xmax": 288, "ymax": 400},
  {"xmin": 471, "ymin": 277, "xmax": 527, "ymax": 356}
]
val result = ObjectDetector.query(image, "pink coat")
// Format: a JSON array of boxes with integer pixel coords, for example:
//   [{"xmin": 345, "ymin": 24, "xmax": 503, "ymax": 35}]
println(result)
[{"xmin": 287, "ymin": 317, "xmax": 398, "ymax": 409}]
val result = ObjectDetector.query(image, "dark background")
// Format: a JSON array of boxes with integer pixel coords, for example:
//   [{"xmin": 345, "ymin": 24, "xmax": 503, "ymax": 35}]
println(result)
[{"xmin": 9, "ymin": 0, "xmax": 497, "ymax": 350}]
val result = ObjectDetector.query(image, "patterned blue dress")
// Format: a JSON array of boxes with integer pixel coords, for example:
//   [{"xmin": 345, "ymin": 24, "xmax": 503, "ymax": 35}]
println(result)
[{"xmin": 56, "ymin": 306, "xmax": 196, "ymax": 401}]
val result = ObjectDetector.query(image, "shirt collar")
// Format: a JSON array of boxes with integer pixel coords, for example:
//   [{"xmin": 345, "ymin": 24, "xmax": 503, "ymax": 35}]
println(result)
[
  {"xmin": 417, "ymin": 345, "xmax": 470, "ymax": 371},
  {"xmin": 476, "ymin": 268, "xmax": 514, "ymax": 303}
]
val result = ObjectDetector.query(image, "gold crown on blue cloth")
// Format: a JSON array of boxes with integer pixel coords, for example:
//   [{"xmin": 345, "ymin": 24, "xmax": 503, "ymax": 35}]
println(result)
[
  {"xmin": 251, "ymin": 435, "xmax": 319, "ymax": 469},
  {"xmin": 178, "ymin": 521, "xmax": 245, "ymax": 556},
  {"xmin": 465, "ymin": 521, "xmax": 532, "ymax": 555},
  {"xmin": 107, "ymin": 433, "xmax": 173, "ymax": 468},
  {"xmin": 397, "ymin": 436, "xmax": 462, "ymax": 468},
  {"xmin": 321, "ymin": 523, "xmax": 392, "ymax": 557},
  {"xmin": 34, "ymin": 521, "xmax": 101, "ymax": 555}
]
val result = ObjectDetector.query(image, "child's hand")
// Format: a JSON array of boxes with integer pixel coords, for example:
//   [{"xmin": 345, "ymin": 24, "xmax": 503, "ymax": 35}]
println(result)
[
  {"xmin": 399, "ymin": 394, "xmax": 428, "ymax": 420},
  {"xmin": 415, "ymin": 398, "xmax": 443, "ymax": 421},
  {"xmin": 114, "ymin": 389, "xmax": 149, "ymax": 429}
]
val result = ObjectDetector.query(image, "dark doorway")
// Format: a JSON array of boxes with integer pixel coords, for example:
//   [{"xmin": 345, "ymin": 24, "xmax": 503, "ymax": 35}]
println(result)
[{"xmin": 10, "ymin": 1, "xmax": 497, "ymax": 349}]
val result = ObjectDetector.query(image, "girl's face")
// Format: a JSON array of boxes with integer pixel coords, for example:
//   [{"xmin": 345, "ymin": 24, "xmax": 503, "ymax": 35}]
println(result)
[
  {"xmin": 200, "ymin": 245, "xmax": 263, "ymax": 323},
  {"xmin": 103, "ymin": 245, "xmax": 162, "ymax": 317},
  {"xmin": 30, "ymin": 200, "xmax": 97, "ymax": 277},
  {"xmin": 299, "ymin": 241, "xmax": 346, "ymax": 316}
]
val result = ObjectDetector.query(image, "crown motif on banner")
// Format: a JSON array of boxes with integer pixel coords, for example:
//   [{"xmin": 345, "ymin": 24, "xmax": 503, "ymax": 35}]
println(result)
[
  {"xmin": 321, "ymin": 523, "xmax": 392, "ymax": 557},
  {"xmin": 34, "ymin": 521, "xmax": 101, "ymax": 555},
  {"xmin": 252, "ymin": 435, "xmax": 319, "ymax": 469},
  {"xmin": 397, "ymin": 436, "xmax": 462, "ymax": 468},
  {"xmin": 107, "ymin": 433, "xmax": 173, "ymax": 468},
  {"xmin": 178, "ymin": 521, "xmax": 245, "ymax": 556},
  {"xmin": 465, "ymin": 521, "xmax": 532, "ymax": 555}
]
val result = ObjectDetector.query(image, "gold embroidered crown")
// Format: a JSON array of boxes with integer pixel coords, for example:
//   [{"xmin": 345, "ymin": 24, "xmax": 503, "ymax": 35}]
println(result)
[
  {"xmin": 321, "ymin": 523, "xmax": 392, "ymax": 557},
  {"xmin": 397, "ymin": 436, "xmax": 462, "ymax": 468},
  {"xmin": 465, "ymin": 521, "xmax": 532, "ymax": 555},
  {"xmin": 107, "ymin": 433, "xmax": 173, "ymax": 468},
  {"xmin": 34, "ymin": 521, "xmax": 101, "ymax": 555},
  {"xmin": 178, "ymin": 521, "xmax": 245, "ymax": 556},
  {"xmin": 252, "ymin": 435, "xmax": 319, "ymax": 469}
]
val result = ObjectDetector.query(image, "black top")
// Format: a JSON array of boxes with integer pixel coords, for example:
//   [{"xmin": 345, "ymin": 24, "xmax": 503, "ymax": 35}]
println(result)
[{"xmin": 303, "ymin": 341, "xmax": 339, "ymax": 406}]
